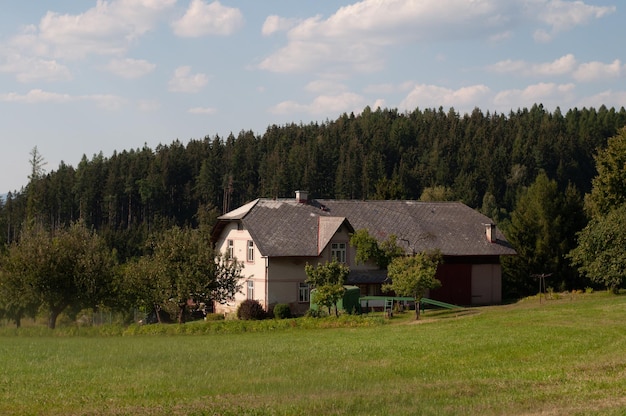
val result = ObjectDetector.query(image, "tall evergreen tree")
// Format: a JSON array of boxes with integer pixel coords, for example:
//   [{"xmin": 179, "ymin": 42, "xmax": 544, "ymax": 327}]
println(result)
[
  {"xmin": 503, "ymin": 172, "xmax": 584, "ymax": 296},
  {"xmin": 25, "ymin": 146, "xmax": 46, "ymax": 225}
]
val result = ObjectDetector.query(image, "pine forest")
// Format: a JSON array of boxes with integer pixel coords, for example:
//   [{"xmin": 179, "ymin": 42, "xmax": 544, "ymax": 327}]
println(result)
[{"xmin": 2, "ymin": 104, "xmax": 626, "ymax": 307}]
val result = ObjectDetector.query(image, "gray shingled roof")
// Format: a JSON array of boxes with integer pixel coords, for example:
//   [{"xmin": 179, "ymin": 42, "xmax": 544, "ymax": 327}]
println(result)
[
  {"xmin": 214, "ymin": 198, "xmax": 516, "ymax": 258},
  {"xmin": 230, "ymin": 199, "xmax": 351, "ymax": 257},
  {"xmin": 317, "ymin": 200, "xmax": 515, "ymax": 256}
]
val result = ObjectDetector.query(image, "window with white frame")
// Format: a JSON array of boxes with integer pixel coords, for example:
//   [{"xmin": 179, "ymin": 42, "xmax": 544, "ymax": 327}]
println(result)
[
  {"xmin": 247, "ymin": 240, "xmax": 254, "ymax": 262},
  {"xmin": 331, "ymin": 242, "xmax": 347, "ymax": 263},
  {"xmin": 227, "ymin": 239, "xmax": 234, "ymax": 259},
  {"xmin": 247, "ymin": 280, "xmax": 254, "ymax": 300},
  {"xmin": 298, "ymin": 283, "xmax": 310, "ymax": 303}
]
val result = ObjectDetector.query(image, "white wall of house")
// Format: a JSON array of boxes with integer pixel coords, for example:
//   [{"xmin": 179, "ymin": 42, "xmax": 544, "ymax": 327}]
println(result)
[
  {"xmin": 214, "ymin": 220, "xmax": 365, "ymax": 316},
  {"xmin": 471, "ymin": 264, "xmax": 502, "ymax": 305},
  {"xmin": 214, "ymin": 223, "xmax": 268, "ymax": 316},
  {"xmin": 266, "ymin": 257, "xmax": 316, "ymax": 315}
]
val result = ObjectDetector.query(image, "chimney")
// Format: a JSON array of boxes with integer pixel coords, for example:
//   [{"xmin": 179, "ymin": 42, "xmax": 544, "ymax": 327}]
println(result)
[
  {"xmin": 485, "ymin": 223, "xmax": 496, "ymax": 243},
  {"xmin": 295, "ymin": 190, "xmax": 308, "ymax": 204}
]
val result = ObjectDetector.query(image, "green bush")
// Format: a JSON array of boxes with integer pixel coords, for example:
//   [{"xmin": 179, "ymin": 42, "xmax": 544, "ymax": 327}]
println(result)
[
  {"xmin": 204, "ymin": 313, "xmax": 225, "ymax": 321},
  {"xmin": 304, "ymin": 308, "xmax": 327, "ymax": 318},
  {"xmin": 237, "ymin": 299, "xmax": 266, "ymax": 320},
  {"xmin": 273, "ymin": 304, "xmax": 292, "ymax": 319}
]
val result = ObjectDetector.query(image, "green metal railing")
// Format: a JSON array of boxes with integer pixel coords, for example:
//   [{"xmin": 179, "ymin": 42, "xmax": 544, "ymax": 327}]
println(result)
[
  {"xmin": 420, "ymin": 298, "xmax": 462, "ymax": 310},
  {"xmin": 358, "ymin": 296, "xmax": 462, "ymax": 315}
]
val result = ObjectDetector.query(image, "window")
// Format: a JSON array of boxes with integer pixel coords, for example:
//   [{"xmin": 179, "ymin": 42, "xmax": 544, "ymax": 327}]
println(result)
[
  {"xmin": 247, "ymin": 240, "xmax": 254, "ymax": 262},
  {"xmin": 298, "ymin": 283, "xmax": 310, "ymax": 303},
  {"xmin": 227, "ymin": 239, "xmax": 234, "ymax": 259},
  {"xmin": 247, "ymin": 280, "xmax": 254, "ymax": 300},
  {"xmin": 331, "ymin": 242, "xmax": 346, "ymax": 263}
]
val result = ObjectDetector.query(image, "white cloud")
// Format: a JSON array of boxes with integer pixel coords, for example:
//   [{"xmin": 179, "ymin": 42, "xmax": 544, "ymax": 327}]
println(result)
[
  {"xmin": 269, "ymin": 100, "xmax": 308, "ymax": 115},
  {"xmin": 0, "ymin": 89, "xmax": 125, "ymax": 109},
  {"xmin": 372, "ymin": 98, "xmax": 386, "ymax": 110},
  {"xmin": 489, "ymin": 54, "xmax": 577, "ymax": 77},
  {"xmin": 0, "ymin": 89, "xmax": 74, "ymax": 104},
  {"xmin": 533, "ymin": 0, "xmax": 615, "ymax": 41},
  {"xmin": 189, "ymin": 107, "xmax": 217, "ymax": 115},
  {"xmin": 309, "ymin": 93, "xmax": 367, "ymax": 115},
  {"xmin": 168, "ymin": 66, "xmax": 208, "ymax": 93},
  {"xmin": 259, "ymin": 0, "xmax": 613, "ymax": 75},
  {"xmin": 488, "ymin": 59, "xmax": 527, "ymax": 74},
  {"xmin": 260, "ymin": 0, "xmax": 516, "ymax": 74},
  {"xmin": 532, "ymin": 29, "xmax": 552, "ymax": 43},
  {"xmin": 399, "ymin": 84, "xmax": 491, "ymax": 111},
  {"xmin": 269, "ymin": 92, "xmax": 368, "ymax": 116},
  {"xmin": 0, "ymin": 1, "xmax": 174, "ymax": 86},
  {"xmin": 488, "ymin": 31, "xmax": 512, "ymax": 43},
  {"xmin": 262, "ymin": 15, "xmax": 300, "ymax": 36},
  {"xmin": 489, "ymin": 55, "xmax": 624, "ymax": 83},
  {"xmin": 0, "ymin": 52, "xmax": 72, "ymax": 83},
  {"xmin": 172, "ymin": 0, "xmax": 243, "ymax": 37},
  {"xmin": 494, "ymin": 82, "xmax": 575, "ymax": 108},
  {"xmin": 581, "ymin": 90, "xmax": 626, "ymax": 109},
  {"xmin": 573, "ymin": 59, "xmax": 623, "ymax": 82},
  {"xmin": 105, "ymin": 58, "xmax": 156, "ymax": 79},
  {"xmin": 534, "ymin": 54, "xmax": 577, "ymax": 76},
  {"xmin": 260, "ymin": 38, "xmax": 386, "ymax": 74},
  {"xmin": 30, "ymin": 0, "xmax": 175, "ymax": 59}
]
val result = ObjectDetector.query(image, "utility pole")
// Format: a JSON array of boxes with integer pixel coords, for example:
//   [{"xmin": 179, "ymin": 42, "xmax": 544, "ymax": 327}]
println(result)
[{"xmin": 532, "ymin": 273, "xmax": 553, "ymax": 304}]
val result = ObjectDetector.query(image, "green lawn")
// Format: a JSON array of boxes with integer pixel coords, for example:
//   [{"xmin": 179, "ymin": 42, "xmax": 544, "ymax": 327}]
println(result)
[{"xmin": 1, "ymin": 292, "xmax": 626, "ymax": 415}]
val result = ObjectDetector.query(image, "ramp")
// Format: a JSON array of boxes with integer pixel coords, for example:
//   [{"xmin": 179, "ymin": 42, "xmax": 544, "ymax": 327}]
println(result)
[{"xmin": 420, "ymin": 298, "xmax": 462, "ymax": 310}]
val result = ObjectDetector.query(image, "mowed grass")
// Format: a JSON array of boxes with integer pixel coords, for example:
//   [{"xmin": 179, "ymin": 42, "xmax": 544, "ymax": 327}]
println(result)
[{"xmin": 1, "ymin": 293, "xmax": 626, "ymax": 415}]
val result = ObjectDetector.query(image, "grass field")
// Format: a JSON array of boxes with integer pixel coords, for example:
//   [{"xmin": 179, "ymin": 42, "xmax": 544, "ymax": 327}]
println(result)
[{"xmin": 1, "ymin": 292, "xmax": 626, "ymax": 415}]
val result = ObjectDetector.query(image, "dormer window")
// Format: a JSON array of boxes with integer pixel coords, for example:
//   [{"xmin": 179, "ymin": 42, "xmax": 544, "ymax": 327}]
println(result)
[{"xmin": 331, "ymin": 242, "xmax": 346, "ymax": 263}]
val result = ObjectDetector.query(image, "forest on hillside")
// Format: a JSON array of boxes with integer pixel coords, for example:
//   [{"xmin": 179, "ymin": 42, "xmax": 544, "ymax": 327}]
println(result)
[{"xmin": 1, "ymin": 104, "xmax": 626, "ymax": 299}]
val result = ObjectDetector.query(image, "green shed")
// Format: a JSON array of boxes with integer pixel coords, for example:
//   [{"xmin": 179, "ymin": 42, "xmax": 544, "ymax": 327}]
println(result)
[{"xmin": 310, "ymin": 285, "xmax": 361, "ymax": 314}]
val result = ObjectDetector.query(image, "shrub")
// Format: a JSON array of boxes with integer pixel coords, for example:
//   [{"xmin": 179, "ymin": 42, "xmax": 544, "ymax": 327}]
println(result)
[
  {"xmin": 273, "ymin": 304, "xmax": 292, "ymax": 319},
  {"xmin": 237, "ymin": 299, "xmax": 266, "ymax": 320},
  {"xmin": 304, "ymin": 308, "xmax": 327, "ymax": 318},
  {"xmin": 204, "ymin": 313, "xmax": 225, "ymax": 321}
]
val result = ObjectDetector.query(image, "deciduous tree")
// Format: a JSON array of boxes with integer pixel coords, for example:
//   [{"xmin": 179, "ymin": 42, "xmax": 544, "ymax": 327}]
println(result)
[
  {"xmin": 0, "ymin": 266, "xmax": 39, "ymax": 328},
  {"xmin": 123, "ymin": 226, "xmax": 244, "ymax": 323},
  {"xmin": 383, "ymin": 251, "xmax": 442, "ymax": 320},
  {"xmin": 350, "ymin": 229, "xmax": 404, "ymax": 269},
  {"xmin": 569, "ymin": 205, "xmax": 626, "ymax": 293},
  {"xmin": 305, "ymin": 260, "xmax": 349, "ymax": 317},
  {"xmin": 569, "ymin": 128, "xmax": 626, "ymax": 293},
  {"xmin": 1, "ymin": 223, "xmax": 116, "ymax": 329}
]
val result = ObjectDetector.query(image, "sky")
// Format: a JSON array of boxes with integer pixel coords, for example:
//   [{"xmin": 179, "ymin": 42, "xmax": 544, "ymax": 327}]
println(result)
[{"xmin": 1, "ymin": 0, "xmax": 625, "ymax": 194}]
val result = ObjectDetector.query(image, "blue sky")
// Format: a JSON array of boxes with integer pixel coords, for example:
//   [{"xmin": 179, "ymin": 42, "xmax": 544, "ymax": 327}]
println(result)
[{"xmin": 1, "ymin": 0, "xmax": 624, "ymax": 193}]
